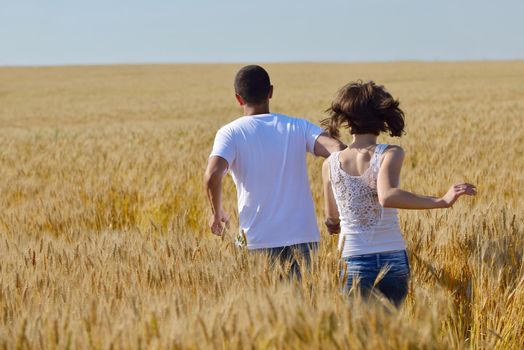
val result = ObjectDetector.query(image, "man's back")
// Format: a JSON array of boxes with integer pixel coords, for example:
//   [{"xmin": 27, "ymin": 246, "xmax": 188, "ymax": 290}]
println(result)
[{"xmin": 210, "ymin": 113, "xmax": 322, "ymax": 249}]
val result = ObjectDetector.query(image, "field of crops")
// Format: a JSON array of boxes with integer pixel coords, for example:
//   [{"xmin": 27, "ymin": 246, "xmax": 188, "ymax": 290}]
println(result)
[{"xmin": 0, "ymin": 61, "xmax": 523, "ymax": 349}]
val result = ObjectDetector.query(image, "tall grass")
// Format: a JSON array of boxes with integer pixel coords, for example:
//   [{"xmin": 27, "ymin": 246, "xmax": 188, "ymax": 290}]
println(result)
[{"xmin": 0, "ymin": 62, "xmax": 523, "ymax": 349}]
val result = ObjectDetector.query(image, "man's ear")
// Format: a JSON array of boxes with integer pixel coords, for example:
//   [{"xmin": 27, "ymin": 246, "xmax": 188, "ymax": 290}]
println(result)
[
  {"xmin": 268, "ymin": 85, "xmax": 274, "ymax": 99},
  {"xmin": 235, "ymin": 93, "xmax": 245, "ymax": 106}
]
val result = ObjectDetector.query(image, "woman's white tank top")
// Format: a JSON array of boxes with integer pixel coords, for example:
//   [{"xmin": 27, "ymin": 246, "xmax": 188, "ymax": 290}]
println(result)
[{"xmin": 328, "ymin": 144, "xmax": 405, "ymax": 257}]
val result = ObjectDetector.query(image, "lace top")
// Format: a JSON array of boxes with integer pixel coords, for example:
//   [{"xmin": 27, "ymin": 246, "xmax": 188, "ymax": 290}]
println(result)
[
  {"xmin": 328, "ymin": 144, "xmax": 405, "ymax": 257},
  {"xmin": 329, "ymin": 144, "xmax": 390, "ymax": 243}
]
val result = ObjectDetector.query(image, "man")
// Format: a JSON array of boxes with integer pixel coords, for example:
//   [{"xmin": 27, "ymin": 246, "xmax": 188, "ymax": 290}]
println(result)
[{"xmin": 204, "ymin": 65, "xmax": 344, "ymax": 275}]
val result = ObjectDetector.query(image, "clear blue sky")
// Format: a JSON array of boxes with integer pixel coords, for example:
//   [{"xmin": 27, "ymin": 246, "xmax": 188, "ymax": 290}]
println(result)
[{"xmin": 1, "ymin": 0, "xmax": 523, "ymax": 66}]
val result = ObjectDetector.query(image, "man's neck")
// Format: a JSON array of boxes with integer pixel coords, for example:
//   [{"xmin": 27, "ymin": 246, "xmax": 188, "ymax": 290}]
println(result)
[{"xmin": 242, "ymin": 103, "xmax": 270, "ymax": 116}]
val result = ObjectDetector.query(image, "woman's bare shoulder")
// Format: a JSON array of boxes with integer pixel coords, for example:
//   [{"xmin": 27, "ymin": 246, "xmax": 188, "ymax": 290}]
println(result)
[
  {"xmin": 384, "ymin": 144, "xmax": 404, "ymax": 155},
  {"xmin": 382, "ymin": 145, "xmax": 405, "ymax": 163}
]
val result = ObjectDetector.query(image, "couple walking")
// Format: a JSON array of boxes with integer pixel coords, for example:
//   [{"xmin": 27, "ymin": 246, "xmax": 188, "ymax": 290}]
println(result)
[{"xmin": 204, "ymin": 65, "xmax": 476, "ymax": 306}]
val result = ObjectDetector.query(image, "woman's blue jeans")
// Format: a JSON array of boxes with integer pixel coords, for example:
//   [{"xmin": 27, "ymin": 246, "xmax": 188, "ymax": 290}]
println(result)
[{"xmin": 341, "ymin": 250, "xmax": 410, "ymax": 306}]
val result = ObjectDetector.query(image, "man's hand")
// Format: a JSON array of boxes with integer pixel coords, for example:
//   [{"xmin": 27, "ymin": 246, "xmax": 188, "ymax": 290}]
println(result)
[
  {"xmin": 209, "ymin": 209, "xmax": 230, "ymax": 236},
  {"xmin": 314, "ymin": 132, "xmax": 346, "ymax": 158},
  {"xmin": 439, "ymin": 183, "xmax": 477, "ymax": 208}
]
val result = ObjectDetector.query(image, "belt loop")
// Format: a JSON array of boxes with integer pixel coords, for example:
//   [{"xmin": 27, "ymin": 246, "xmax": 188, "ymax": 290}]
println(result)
[{"xmin": 376, "ymin": 253, "xmax": 380, "ymax": 268}]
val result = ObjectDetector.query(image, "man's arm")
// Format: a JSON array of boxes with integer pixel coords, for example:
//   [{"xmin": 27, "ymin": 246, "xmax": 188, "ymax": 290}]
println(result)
[
  {"xmin": 314, "ymin": 132, "xmax": 346, "ymax": 158},
  {"xmin": 203, "ymin": 156, "xmax": 230, "ymax": 235}
]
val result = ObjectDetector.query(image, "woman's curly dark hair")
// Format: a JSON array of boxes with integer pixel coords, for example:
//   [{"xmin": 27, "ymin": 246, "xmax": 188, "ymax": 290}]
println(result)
[{"xmin": 321, "ymin": 80, "xmax": 405, "ymax": 138}]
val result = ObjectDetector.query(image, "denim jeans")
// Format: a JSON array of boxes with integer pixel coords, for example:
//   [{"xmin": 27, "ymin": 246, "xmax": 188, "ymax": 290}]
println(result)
[
  {"xmin": 342, "ymin": 250, "xmax": 410, "ymax": 306},
  {"xmin": 257, "ymin": 242, "xmax": 318, "ymax": 279}
]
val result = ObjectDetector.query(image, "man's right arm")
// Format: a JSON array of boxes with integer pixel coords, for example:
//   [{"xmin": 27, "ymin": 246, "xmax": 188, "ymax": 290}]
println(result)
[
  {"xmin": 314, "ymin": 132, "xmax": 346, "ymax": 158},
  {"xmin": 205, "ymin": 127, "xmax": 235, "ymax": 236},
  {"xmin": 204, "ymin": 156, "xmax": 230, "ymax": 235}
]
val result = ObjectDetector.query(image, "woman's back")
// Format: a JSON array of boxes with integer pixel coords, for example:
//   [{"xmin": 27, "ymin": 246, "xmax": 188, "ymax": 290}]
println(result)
[
  {"xmin": 328, "ymin": 144, "xmax": 405, "ymax": 257},
  {"xmin": 321, "ymin": 80, "xmax": 475, "ymax": 306},
  {"xmin": 337, "ymin": 146, "xmax": 378, "ymax": 177}
]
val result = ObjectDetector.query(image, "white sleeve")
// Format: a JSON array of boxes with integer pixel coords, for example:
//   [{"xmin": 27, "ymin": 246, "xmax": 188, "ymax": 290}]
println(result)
[
  {"xmin": 209, "ymin": 127, "xmax": 236, "ymax": 166},
  {"xmin": 303, "ymin": 119, "xmax": 324, "ymax": 154}
]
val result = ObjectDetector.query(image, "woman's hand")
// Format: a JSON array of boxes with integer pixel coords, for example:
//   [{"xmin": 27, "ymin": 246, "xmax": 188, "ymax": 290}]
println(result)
[
  {"xmin": 325, "ymin": 218, "xmax": 341, "ymax": 234},
  {"xmin": 439, "ymin": 183, "xmax": 477, "ymax": 208}
]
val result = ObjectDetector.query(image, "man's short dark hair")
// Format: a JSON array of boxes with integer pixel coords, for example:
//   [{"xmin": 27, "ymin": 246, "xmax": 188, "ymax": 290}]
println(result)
[{"xmin": 234, "ymin": 65, "xmax": 271, "ymax": 104}]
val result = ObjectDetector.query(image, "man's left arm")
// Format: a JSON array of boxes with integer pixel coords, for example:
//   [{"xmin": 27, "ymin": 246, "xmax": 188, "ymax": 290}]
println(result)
[
  {"xmin": 314, "ymin": 132, "xmax": 346, "ymax": 158},
  {"xmin": 304, "ymin": 120, "xmax": 346, "ymax": 158}
]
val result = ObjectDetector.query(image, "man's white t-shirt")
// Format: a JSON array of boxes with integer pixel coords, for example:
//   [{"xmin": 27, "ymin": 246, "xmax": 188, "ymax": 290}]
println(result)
[{"xmin": 210, "ymin": 113, "xmax": 323, "ymax": 250}]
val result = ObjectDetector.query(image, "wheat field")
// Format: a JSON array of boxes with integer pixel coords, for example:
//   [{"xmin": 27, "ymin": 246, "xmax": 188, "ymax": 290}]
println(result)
[{"xmin": 0, "ymin": 62, "xmax": 523, "ymax": 349}]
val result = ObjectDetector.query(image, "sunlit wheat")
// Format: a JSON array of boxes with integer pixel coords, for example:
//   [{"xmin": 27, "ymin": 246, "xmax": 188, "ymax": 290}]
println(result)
[{"xmin": 0, "ymin": 62, "xmax": 523, "ymax": 349}]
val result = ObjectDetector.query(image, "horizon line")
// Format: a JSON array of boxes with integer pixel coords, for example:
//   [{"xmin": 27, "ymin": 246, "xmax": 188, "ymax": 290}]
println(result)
[{"xmin": 1, "ymin": 58, "xmax": 523, "ymax": 69}]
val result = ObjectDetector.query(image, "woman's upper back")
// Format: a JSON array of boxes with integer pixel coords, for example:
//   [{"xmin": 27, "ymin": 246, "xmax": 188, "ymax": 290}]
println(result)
[
  {"xmin": 337, "ymin": 145, "xmax": 385, "ymax": 178},
  {"xmin": 328, "ymin": 143, "xmax": 405, "ymax": 257},
  {"xmin": 328, "ymin": 144, "xmax": 389, "ymax": 233}
]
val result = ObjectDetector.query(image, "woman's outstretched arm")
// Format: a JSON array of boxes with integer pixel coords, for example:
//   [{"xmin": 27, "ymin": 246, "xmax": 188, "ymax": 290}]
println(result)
[
  {"xmin": 377, "ymin": 146, "xmax": 476, "ymax": 209},
  {"xmin": 322, "ymin": 159, "xmax": 341, "ymax": 234}
]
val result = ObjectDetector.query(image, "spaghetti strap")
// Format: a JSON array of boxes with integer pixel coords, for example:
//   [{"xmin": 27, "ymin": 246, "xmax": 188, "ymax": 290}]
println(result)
[
  {"xmin": 371, "ymin": 144, "xmax": 388, "ymax": 171},
  {"xmin": 328, "ymin": 151, "xmax": 341, "ymax": 183}
]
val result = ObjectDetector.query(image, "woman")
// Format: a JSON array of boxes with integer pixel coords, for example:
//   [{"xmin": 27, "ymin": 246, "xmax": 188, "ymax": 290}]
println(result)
[{"xmin": 321, "ymin": 81, "xmax": 476, "ymax": 306}]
